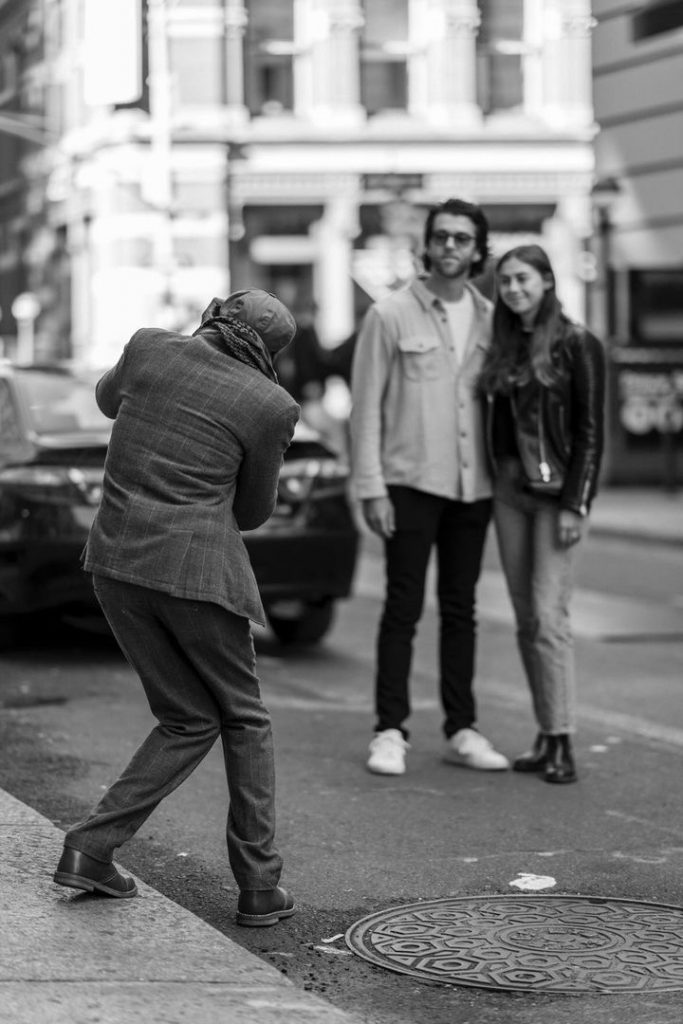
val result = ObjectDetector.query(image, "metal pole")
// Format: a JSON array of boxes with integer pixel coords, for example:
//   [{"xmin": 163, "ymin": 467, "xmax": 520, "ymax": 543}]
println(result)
[
  {"xmin": 146, "ymin": 0, "xmax": 175, "ymax": 315},
  {"xmin": 662, "ymin": 383, "xmax": 680, "ymax": 494},
  {"xmin": 16, "ymin": 319, "xmax": 35, "ymax": 364}
]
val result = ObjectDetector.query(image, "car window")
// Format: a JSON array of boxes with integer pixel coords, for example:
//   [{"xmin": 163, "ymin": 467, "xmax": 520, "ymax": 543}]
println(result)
[
  {"xmin": 0, "ymin": 380, "xmax": 22, "ymax": 443},
  {"xmin": 19, "ymin": 372, "xmax": 110, "ymax": 434}
]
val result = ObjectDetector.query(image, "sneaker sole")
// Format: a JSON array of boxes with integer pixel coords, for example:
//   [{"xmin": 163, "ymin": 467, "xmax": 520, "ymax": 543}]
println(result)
[
  {"xmin": 443, "ymin": 755, "xmax": 509, "ymax": 771},
  {"xmin": 367, "ymin": 763, "xmax": 406, "ymax": 775}
]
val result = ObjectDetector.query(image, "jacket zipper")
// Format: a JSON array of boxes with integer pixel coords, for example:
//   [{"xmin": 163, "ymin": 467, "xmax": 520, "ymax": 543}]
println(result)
[
  {"xmin": 508, "ymin": 391, "xmax": 552, "ymax": 483},
  {"xmin": 486, "ymin": 393, "xmax": 498, "ymax": 476}
]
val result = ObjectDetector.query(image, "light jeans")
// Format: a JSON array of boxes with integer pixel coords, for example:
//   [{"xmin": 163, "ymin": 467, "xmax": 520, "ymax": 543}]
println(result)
[{"xmin": 493, "ymin": 458, "xmax": 583, "ymax": 735}]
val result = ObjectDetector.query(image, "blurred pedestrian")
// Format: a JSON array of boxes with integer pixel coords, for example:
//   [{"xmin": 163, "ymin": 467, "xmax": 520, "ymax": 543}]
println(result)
[
  {"xmin": 54, "ymin": 289, "xmax": 300, "ymax": 926},
  {"xmin": 276, "ymin": 302, "xmax": 329, "ymax": 405},
  {"xmin": 325, "ymin": 330, "xmax": 357, "ymax": 386},
  {"xmin": 479, "ymin": 245, "xmax": 606, "ymax": 784},
  {"xmin": 350, "ymin": 198, "xmax": 509, "ymax": 776}
]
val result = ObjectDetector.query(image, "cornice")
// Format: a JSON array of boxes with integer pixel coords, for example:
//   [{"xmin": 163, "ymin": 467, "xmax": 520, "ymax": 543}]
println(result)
[{"xmin": 231, "ymin": 169, "xmax": 594, "ymax": 201}]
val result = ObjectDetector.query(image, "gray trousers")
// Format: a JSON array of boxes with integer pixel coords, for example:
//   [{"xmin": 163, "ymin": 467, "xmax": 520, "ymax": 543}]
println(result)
[{"xmin": 65, "ymin": 575, "xmax": 282, "ymax": 891}]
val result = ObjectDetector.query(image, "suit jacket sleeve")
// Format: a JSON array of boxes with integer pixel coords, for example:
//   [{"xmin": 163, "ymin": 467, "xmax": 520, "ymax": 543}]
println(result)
[
  {"xmin": 234, "ymin": 400, "xmax": 300, "ymax": 531},
  {"xmin": 95, "ymin": 333, "xmax": 138, "ymax": 418}
]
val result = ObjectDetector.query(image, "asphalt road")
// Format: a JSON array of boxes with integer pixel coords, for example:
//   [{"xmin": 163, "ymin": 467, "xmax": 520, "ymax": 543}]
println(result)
[{"xmin": 1, "ymin": 532, "xmax": 683, "ymax": 1024}]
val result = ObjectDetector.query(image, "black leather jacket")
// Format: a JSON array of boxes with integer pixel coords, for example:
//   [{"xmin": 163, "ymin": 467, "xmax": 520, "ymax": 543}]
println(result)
[{"xmin": 485, "ymin": 319, "xmax": 606, "ymax": 516}]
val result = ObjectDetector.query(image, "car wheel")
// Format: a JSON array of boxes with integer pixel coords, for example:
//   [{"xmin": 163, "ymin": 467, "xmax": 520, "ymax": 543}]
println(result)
[
  {"xmin": 266, "ymin": 599, "xmax": 336, "ymax": 646},
  {"xmin": 0, "ymin": 615, "xmax": 24, "ymax": 652}
]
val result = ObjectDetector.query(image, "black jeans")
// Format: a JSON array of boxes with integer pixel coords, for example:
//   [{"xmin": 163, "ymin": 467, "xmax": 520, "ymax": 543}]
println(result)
[{"xmin": 375, "ymin": 486, "xmax": 492, "ymax": 740}]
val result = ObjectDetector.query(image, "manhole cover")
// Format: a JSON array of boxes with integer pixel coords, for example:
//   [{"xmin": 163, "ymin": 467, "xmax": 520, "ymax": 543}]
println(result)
[{"xmin": 345, "ymin": 895, "xmax": 683, "ymax": 993}]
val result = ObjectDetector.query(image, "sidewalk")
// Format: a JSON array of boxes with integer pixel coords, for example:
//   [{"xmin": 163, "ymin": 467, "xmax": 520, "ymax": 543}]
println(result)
[
  {"xmin": 589, "ymin": 486, "xmax": 683, "ymax": 545},
  {"xmin": 0, "ymin": 788, "xmax": 360, "ymax": 1024},
  {"xmin": 354, "ymin": 486, "xmax": 683, "ymax": 554},
  {"xmin": 1, "ymin": 486, "xmax": 680, "ymax": 1024}
]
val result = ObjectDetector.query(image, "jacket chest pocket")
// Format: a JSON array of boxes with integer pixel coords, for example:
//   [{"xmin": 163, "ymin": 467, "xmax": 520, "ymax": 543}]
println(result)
[{"xmin": 397, "ymin": 335, "xmax": 443, "ymax": 381}]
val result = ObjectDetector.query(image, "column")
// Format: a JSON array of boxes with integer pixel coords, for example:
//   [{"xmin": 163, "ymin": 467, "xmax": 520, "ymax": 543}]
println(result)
[
  {"xmin": 69, "ymin": 216, "xmax": 93, "ymax": 365},
  {"xmin": 295, "ymin": 0, "xmax": 364, "ymax": 125},
  {"xmin": 541, "ymin": 0, "xmax": 595, "ymax": 129},
  {"xmin": 411, "ymin": 0, "xmax": 482, "ymax": 127},
  {"xmin": 544, "ymin": 193, "xmax": 593, "ymax": 324},
  {"xmin": 311, "ymin": 196, "xmax": 358, "ymax": 346},
  {"xmin": 223, "ymin": 0, "xmax": 249, "ymax": 125}
]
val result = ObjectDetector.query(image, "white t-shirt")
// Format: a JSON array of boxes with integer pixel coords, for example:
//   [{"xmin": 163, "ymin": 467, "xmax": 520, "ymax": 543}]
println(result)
[{"xmin": 443, "ymin": 290, "xmax": 474, "ymax": 365}]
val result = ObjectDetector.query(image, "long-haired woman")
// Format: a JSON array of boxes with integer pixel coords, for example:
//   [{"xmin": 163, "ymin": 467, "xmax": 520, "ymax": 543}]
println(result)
[{"xmin": 479, "ymin": 244, "xmax": 606, "ymax": 784}]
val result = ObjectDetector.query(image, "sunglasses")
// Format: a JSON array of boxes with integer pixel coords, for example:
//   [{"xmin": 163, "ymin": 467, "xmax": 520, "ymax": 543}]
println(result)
[{"xmin": 430, "ymin": 230, "xmax": 476, "ymax": 247}]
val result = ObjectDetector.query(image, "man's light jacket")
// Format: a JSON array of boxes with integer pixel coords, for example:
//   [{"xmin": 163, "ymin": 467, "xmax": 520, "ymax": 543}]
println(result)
[{"xmin": 350, "ymin": 277, "xmax": 493, "ymax": 503}]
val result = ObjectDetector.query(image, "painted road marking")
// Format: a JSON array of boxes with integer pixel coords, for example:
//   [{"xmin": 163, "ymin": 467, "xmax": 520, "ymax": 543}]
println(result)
[{"xmin": 509, "ymin": 873, "xmax": 557, "ymax": 891}]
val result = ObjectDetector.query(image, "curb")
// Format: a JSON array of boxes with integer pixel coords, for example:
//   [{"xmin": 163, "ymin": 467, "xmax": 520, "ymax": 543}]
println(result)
[{"xmin": 0, "ymin": 788, "xmax": 361, "ymax": 1024}]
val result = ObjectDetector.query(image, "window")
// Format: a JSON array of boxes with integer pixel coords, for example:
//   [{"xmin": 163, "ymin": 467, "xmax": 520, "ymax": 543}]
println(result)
[
  {"xmin": 360, "ymin": 0, "xmax": 409, "ymax": 114},
  {"xmin": 0, "ymin": 50, "xmax": 18, "ymax": 103},
  {"xmin": 633, "ymin": 1, "xmax": 683, "ymax": 41},
  {"xmin": 20, "ymin": 71, "xmax": 45, "ymax": 114},
  {"xmin": 170, "ymin": 36, "xmax": 223, "ymax": 105},
  {"xmin": 172, "ymin": 235, "xmax": 226, "ymax": 267},
  {"xmin": 244, "ymin": 206, "xmax": 324, "ymax": 237},
  {"xmin": 21, "ymin": 374, "xmax": 109, "ymax": 435},
  {"xmin": 245, "ymin": 0, "xmax": 294, "ymax": 116},
  {"xmin": 629, "ymin": 270, "xmax": 683, "ymax": 344},
  {"xmin": 0, "ymin": 381, "xmax": 21, "ymax": 444},
  {"xmin": 175, "ymin": 179, "xmax": 225, "ymax": 216},
  {"xmin": 477, "ymin": 0, "xmax": 525, "ymax": 113},
  {"xmin": 45, "ymin": 0, "xmax": 65, "ymax": 51}
]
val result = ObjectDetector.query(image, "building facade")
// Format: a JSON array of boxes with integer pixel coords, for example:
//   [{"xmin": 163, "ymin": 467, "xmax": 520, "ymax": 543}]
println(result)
[
  {"xmin": 592, "ymin": 0, "xmax": 683, "ymax": 485},
  {"xmin": 0, "ymin": 0, "xmax": 595, "ymax": 369}
]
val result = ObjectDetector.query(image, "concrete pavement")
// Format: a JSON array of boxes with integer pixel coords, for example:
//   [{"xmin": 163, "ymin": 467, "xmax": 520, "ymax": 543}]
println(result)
[
  {"xmin": 588, "ymin": 485, "xmax": 683, "ymax": 545},
  {"xmin": 0, "ymin": 486, "xmax": 680, "ymax": 1024},
  {"xmin": 0, "ymin": 789, "xmax": 361, "ymax": 1024}
]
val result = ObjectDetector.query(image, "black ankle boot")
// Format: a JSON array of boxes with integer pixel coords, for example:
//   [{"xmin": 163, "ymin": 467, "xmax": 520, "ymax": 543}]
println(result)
[
  {"xmin": 513, "ymin": 733, "xmax": 551, "ymax": 773},
  {"xmin": 543, "ymin": 734, "xmax": 577, "ymax": 784}
]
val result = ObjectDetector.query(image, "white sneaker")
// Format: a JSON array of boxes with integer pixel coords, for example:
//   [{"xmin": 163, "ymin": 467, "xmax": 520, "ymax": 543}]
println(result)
[
  {"xmin": 367, "ymin": 729, "xmax": 409, "ymax": 775},
  {"xmin": 443, "ymin": 728, "xmax": 510, "ymax": 771}
]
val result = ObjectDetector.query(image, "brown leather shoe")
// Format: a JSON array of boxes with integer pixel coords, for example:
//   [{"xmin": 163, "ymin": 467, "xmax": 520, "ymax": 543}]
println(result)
[
  {"xmin": 236, "ymin": 886, "xmax": 295, "ymax": 927},
  {"xmin": 53, "ymin": 846, "xmax": 138, "ymax": 898}
]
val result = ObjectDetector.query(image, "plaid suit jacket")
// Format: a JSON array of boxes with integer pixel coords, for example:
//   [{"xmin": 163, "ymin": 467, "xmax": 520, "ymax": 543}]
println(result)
[{"xmin": 82, "ymin": 327, "xmax": 300, "ymax": 624}]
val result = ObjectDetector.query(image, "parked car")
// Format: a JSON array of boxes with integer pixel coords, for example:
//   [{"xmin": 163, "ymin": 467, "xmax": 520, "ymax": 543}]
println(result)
[{"xmin": 0, "ymin": 362, "xmax": 358, "ymax": 648}]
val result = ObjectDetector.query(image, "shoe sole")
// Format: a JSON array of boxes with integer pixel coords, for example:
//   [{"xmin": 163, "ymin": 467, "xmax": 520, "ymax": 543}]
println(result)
[
  {"xmin": 53, "ymin": 871, "xmax": 138, "ymax": 899},
  {"xmin": 443, "ymin": 755, "xmax": 509, "ymax": 771},
  {"xmin": 235, "ymin": 906, "xmax": 296, "ymax": 927},
  {"xmin": 367, "ymin": 763, "xmax": 405, "ymax": 775}
]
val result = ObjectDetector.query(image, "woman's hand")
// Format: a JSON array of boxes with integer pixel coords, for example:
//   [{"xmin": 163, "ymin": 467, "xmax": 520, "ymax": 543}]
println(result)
[{"xmin": 558, "ymin": 508, "xmax": 585, "ymax": 547}]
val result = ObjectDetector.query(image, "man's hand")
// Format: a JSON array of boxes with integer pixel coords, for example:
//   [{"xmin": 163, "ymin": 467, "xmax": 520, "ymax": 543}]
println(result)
[
  {"xmin": 558, "ymin": 508, "xmax": 585, "ymax": 547},
  {"xmin": 361, "ymin": 496, "xmax": 396, "ymax": 539}
]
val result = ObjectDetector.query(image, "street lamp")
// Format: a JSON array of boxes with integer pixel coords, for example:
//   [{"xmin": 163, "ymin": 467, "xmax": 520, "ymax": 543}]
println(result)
[
  {"xmin": 590, "ymin": 175, "xmax": 622, "ymax": 339},
  {"xmin": 226, "ymin": 142, "xmax": 247, "ymax": 293}
]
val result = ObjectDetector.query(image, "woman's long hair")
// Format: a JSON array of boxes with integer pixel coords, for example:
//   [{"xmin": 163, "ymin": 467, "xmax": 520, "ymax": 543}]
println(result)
[{"xmin": 479, "ymin": 245, "xmax": 565, "ymax": 394}]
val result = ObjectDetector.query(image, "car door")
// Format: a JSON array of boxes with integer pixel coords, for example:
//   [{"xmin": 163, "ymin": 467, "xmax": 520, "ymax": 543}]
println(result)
[{"xmin": 0, "ymin": 378, "xmax": 29, "ymax": 609}]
